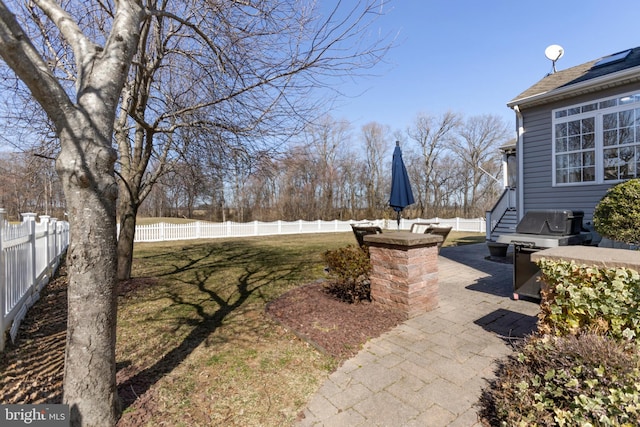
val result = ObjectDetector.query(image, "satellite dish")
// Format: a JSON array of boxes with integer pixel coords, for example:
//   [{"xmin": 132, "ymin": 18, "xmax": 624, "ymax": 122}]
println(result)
[{"xmin": 545, "ymin": 45, "xmax": 564, "ymax": 73}]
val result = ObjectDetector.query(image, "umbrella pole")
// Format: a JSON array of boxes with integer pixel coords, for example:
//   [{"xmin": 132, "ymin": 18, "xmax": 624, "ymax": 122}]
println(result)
[{"xmin": 396, "ymin": 211, "xmax": 401, "ymax": 230}]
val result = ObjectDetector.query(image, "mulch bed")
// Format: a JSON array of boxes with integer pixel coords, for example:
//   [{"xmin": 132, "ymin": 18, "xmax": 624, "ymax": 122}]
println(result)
[{"xmin": 266, "ymin": 281, "xmax": 406, "ymax": 361}]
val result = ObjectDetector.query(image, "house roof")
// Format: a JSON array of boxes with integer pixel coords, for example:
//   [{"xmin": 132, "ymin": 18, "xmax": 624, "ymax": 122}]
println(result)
[{"xmin": 508, "ymin": 46, "xmax": 640, "ymax": 109}]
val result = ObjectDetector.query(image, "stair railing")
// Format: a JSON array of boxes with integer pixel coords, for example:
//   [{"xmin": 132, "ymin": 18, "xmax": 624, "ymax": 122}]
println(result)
[{"xmin": 485, "ymin": 188, "xmax": 516, "ymax": 240}]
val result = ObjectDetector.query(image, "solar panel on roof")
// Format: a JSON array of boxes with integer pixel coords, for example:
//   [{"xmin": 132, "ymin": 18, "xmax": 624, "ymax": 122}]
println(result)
[{"xmin": 594, "ymin": 49, "xmax": 632, "ymax": 67}]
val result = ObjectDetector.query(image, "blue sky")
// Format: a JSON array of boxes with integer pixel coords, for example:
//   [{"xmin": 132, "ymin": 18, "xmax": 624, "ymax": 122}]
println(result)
[{"xmin": 323, "ymin": 0, "xmax": 640, "ymax": 135}]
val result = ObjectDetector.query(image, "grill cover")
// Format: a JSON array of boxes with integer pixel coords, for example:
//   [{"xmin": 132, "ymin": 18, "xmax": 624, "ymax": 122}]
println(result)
[{"xmin": 515, "ymin": 210, "xmax": 583, "ymax": 236}]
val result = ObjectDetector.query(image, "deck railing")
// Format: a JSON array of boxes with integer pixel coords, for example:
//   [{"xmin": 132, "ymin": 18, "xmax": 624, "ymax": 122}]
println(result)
[{"xmin": 485, "ymin": 188, "xmax": 516, "ymax": 240}]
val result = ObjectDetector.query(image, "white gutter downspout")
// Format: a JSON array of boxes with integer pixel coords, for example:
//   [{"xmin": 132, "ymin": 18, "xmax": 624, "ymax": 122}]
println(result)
[
  {"xmin": 502, "ymin": 151, "xmax": 508, "ymax": 189},
  {"xmin": 514, "ymin": 105, "xmax": 525, "ymax": 221}
]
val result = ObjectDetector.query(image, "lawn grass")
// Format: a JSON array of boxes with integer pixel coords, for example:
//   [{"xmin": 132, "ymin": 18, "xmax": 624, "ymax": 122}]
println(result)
[{"xmin": 116, "ymin": 231, "xmax": 484, "ymax": 426}]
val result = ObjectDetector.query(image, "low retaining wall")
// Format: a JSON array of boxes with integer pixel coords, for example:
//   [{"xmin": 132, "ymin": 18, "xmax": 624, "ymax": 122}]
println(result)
[
  {"xmin": 364, "ymin": 232, "xmax": 442, "ymax": 318},
  {"xmin": 530, "ymin": 246, "xmax": 640, "ymax": 271}
]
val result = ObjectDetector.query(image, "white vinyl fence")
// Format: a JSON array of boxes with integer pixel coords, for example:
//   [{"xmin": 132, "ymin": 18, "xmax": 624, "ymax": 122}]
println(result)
[
  {"xmin": 128, "ymin": 217, "xmax": 486, "ymax": 243},
  {"xmin": 0, "ymin": 210, "xmax": 69, "ymax": 351}
]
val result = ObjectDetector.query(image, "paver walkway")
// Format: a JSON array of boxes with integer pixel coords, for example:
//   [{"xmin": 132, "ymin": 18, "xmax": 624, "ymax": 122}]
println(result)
[{"xmin": 297, "ymin": 243, "xmax": 540, "ymax": 426}]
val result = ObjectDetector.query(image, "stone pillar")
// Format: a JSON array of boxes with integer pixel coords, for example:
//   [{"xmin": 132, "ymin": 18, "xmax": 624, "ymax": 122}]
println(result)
[{"xmin": 364, "ymin": 232, "xmax": 442, "ymax": 318}]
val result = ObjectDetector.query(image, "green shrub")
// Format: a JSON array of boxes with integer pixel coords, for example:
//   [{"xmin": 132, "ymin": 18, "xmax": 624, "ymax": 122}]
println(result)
[
  {"xmin": 593, "ymin": 178, "xmax": 640, "ymax": 245},
  {"xmin": 537, "ymin": 259, "xmax": 640, "ymax": 340},
  {"xmin": 323, "ymin": 245, "xmax": 371, "ymax": 303},
  {"xmin": 479, "ymin": 333, "xmax": 640, "ymax": 427}
]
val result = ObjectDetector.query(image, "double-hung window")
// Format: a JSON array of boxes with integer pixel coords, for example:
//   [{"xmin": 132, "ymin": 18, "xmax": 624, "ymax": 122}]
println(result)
[{"xmin": 553, "ymin": 92, "xmax": 640, "ymax": 185}]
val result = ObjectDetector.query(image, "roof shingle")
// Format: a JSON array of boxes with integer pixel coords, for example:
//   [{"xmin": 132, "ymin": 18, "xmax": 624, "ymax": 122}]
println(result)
[{"xmin": 509, "ymin": 47, "xmax": 640, "ymax": 107}]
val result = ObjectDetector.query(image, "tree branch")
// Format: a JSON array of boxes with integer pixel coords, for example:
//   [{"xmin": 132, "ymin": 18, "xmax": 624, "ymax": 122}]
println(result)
[
  {"xmin": 0, "ymin": 1, "xmax": 73, "ymax": 126},
  {"xmin": 32, "ymin": 0, "xmax": 98, "ymax": 90}
]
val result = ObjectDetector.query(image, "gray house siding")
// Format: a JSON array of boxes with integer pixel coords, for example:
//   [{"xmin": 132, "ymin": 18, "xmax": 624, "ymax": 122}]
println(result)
[{"xmin": 519, "ymin": 81, "xmax": 640, "ymax": 224}]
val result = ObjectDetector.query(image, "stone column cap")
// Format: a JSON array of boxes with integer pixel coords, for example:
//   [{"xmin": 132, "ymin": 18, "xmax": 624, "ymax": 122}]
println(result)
[{"xmin": 364, "ymin": 231, "xmax": 442, "ymax": 248}]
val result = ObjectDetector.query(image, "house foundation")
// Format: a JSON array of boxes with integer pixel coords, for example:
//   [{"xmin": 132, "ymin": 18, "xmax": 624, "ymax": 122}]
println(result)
[{"xmin": 364, "ymin": 232, "xmax": 442, "ymax": 318}]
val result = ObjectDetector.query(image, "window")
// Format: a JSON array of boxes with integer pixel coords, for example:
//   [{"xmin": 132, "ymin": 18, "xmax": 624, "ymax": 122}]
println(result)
[
  {"xmin": 554, "ymin": 118, "xmax": 595, "ymax": 183},
  {"xmin": 553, "ymin": 92, "xmax": 640, "ymax": 185},
  {"xmin": 602, "ymin": 108, "xmax": 640, "ymax": 180}
]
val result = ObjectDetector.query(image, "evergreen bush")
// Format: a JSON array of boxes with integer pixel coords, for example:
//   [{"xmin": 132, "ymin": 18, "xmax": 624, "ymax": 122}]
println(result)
[{"xmin": 593, "ymin": 178, "xmax": 640, "ymax": 246}]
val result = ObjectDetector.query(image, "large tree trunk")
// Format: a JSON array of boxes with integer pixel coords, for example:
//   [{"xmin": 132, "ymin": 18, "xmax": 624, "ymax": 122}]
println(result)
[
  {"xmin": 117, "ymin": 191, "xmax": 138, "ymax": 281},
  {"xmin": 57, "ymin": 120, "xmax": 120, "ymax": 426}
]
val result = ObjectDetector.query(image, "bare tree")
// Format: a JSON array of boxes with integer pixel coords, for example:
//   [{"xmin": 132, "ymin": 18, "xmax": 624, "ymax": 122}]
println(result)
[
  {"xmin": 451, "ymin": 114, "xmax": 510, "ymax": 217},
  {"xmin": 332, "ymin": 138, "xmax": 364, "ymax": 219},
  {"xmin": 138, "ymin": 173, "xmax": 170, "ymax": 217},
  {"xmin": 112, "ymin": 0, "xmax": 394, "ymax": 279},
  {"xmin": 361, "ymin": 121, "xmax": 390, "ymax": 218},
  {"xmin": 299, "ymin": 116, "xmax": 352, "ymax": 219},
  {"xmin": 1, "ymin": 2, "xmax": 393, "ymax": 421},
  {"xmin": 276, "ymin": 145, "xmax": 318, "ymax": 220},
  {"xmin": 0, "ymin": 152, "xmax": 30, "ymax": 217},
  {"xmin": 0, "ymin": 2, "xmax": 143, "ymax": 424},
  {"xmin": 244, "ymin": 156, "xmax": 279, "ymax": 221},
  {"xmin": 406, "ymin": 111, "xmax": 460, "ymax": 217}
]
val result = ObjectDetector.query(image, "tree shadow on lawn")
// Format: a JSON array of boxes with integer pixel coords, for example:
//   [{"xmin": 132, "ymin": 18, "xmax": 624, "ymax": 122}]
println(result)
[
  {"xmin": 116, "ymin": 242, "xmax": 311, "ymax": 423},
  {"xmin": 0, "ymin": 240, "xmax": 314, "ymax": 425}
]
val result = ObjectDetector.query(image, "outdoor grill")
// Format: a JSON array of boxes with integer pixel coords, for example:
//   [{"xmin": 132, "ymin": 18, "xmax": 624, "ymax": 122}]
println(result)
[{"xmin": 497, "ymin": 209, "xmax": 591, "ymax": 300}]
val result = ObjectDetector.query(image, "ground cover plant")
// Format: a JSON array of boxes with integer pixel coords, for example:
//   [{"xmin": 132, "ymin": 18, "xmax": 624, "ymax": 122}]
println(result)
[
  {"xmin": 0, "ymin": 229, "xmax": 484, "ymax": 426},
  {"xmin": 479, "ymin": 333, "xmax": 640, "ymax": 426},
  {"xmin": 479, "ymin": 259, "xmax": 640, "ymax": 426},
  {"xmin": 537, "ymin": 260, "xmax": 640, "ymax": 340}
]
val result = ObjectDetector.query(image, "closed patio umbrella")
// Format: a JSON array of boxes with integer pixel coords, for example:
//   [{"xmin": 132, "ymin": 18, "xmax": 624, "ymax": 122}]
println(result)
[{"xmin": 389, "ymin": 141, "xmax": 415, "ymax": 228}]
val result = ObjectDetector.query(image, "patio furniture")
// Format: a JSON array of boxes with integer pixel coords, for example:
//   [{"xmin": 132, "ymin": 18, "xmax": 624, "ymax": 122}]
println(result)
[
  {"xmin": 409, "ymin": 222, "xmax": 439, "ymax": 234},
  {"xmin": 411, "ymin": 223, "xmax": 451, "ymax": 252},
  {"xmin": 351, "ymin": 224, "xmax": 382, "ymax": 248},
  {"xmin": 428, "ymin": 226, "xmax": 452, "ymax": 251}
]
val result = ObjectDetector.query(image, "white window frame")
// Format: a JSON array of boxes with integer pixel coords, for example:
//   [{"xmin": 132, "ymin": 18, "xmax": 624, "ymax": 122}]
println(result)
[{"xmin": 552, "ymin": 90, "xmax": 640, "ymax": 186}]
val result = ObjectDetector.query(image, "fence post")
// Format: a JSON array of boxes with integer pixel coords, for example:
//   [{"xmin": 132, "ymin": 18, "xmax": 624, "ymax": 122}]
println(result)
[
  {"xmin": 40, "ymin": 216, "xmax": 51, "ymax": 277},
  {"xmin": 49, "ymin": 218, "xmax": 58, "ymax": 268},
  {"xmin": 57, "ymin": 222, "xmax": 64, "ymax": 255},
  {"xmin": 22, "ymin": 213, "xmax": 37, "ymax": 296},
  {"xmin": 0, "ymin": 209, "xmax": 5, "ymax": 351}
]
